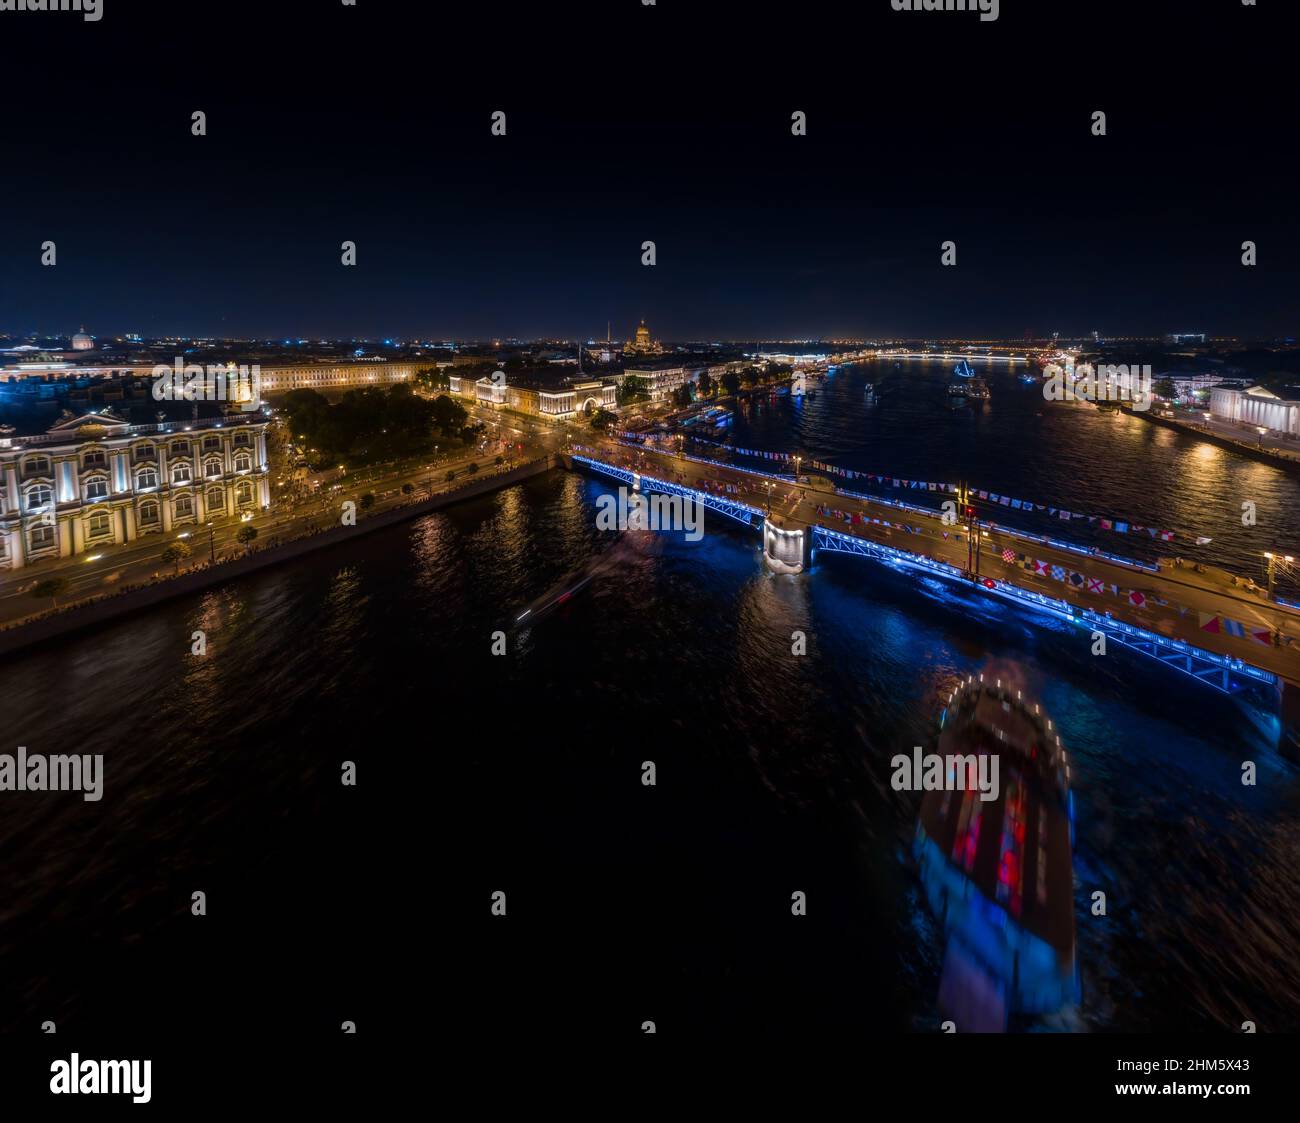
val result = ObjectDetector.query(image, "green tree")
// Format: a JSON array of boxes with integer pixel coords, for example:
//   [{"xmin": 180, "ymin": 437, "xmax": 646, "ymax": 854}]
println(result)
[
  {"xmin": 1153, "ymin": 377, "xmax": 1177, "ymax": 399},
  {"xmin": 236, "ymin": 524, "xmax": 259, "ymax": 548},
  {"xmin": 697, "ymin": 371, "xmax": 714, "ymax": 397},
  {"xmin": 430, "ymin": 394, "xmax": 469, "ymax": 439},
  {"xmin": 359, "ymin": 492, "xmax": 376, "ymax": 511},
  {"xmin": 494, "ymin": 455, "xmax": 504, "ymax": 465},
  {"xmin": 589, "ymin": 407, "xmax": 616, "ymax": 431},
  {"xmin": 721, "ymin": 371, "xmax": 741, "ymax": 397},
  {"xmin": 617, "ymin": 375, "xmax": 650, "ymax": 406},
  {"xmin": 161, "ymin": 541, "xmax": 192, "ymax": 574},
  {"xmin": 415, "ymin": 366, "xmax": 450, "ymax": 392},
  {"xmin": 31, "ymin": 576, "xmax": 69, "ymax": 609},
  {"xmin": 672, "ymin": 384, "xmax": 693, "ymax": 408},
  {"xmin": 401, "ymin": 482, "xmax": 414, "ymax": 496},
  {"xmin": 467, "ymin": 462, "xmax": 479, "ymax": 475},
  {"xmin": 446, "ymin": 469, "xmax": 456, "ymax": 482}
]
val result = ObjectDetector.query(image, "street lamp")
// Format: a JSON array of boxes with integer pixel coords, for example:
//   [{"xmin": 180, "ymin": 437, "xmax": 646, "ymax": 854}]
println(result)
[
  {"xmin": 1264, "ymin": 551, "xmax": 1295, "ymax": 599},
  {"xmin": 206, "ymin": 520, "xmax": 215, "ymax": 563},
  {"xmin": 1257, "ymin": 426, "xmax": 1267, "ymax": 447}
]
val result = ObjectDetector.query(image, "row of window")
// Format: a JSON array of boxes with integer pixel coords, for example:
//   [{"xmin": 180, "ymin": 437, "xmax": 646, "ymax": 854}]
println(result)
[
  {"xmin": 17, "ymin": 455, "xmax": 257, "ymax": 511},
  {"xmin": 23, "ymin": 482, "xmax": 258, "ymax": 553},
  {"xmin": 14, "ymin": 433, "xmax": 257, "ymax": 476}
]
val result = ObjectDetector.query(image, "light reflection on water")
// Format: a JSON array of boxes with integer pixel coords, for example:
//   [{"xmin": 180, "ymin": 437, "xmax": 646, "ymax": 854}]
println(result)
[{"xmin": 0, "ymin": 467, "xmax": 1297, "ymax": 1035}]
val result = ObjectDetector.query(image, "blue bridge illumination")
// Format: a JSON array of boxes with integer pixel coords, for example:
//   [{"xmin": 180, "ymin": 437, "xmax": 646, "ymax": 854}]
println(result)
[{"xmin": 571, "ymin": 454, "xmax": 1276, "ymax": 697}]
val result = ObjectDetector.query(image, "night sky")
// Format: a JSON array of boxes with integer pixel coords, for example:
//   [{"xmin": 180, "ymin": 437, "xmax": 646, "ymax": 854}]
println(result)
[{"xmin": 1, "ymin": 0, "xmax": 1296, "ymax": 341}]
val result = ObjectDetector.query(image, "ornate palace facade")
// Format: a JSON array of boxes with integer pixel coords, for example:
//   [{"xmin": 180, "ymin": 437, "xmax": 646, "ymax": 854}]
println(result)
[{"xmin": 0, "ymin": 407, "xmax": 270, "ymax": 570}]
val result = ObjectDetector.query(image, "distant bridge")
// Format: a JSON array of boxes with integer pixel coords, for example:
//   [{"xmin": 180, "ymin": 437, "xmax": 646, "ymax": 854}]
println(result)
[{"xmin": 879, "ymin": 352, "xmax": 1032, "ymax": 364}]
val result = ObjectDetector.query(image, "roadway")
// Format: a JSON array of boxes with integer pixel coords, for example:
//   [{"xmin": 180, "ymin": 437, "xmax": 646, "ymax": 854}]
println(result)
[{"xmin": 0, "ymin": 440, "xmax": 529, "ymax": 627}]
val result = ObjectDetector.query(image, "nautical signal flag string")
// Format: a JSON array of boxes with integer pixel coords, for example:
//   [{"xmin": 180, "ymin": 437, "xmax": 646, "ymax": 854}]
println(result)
[
  {"xmin": 1198, "ymin": 613, "xmax": 1274, "ymax": 646},
  {"xmin": 681, "ymin": 433, "xmax": 1184, "ymax": 544}
]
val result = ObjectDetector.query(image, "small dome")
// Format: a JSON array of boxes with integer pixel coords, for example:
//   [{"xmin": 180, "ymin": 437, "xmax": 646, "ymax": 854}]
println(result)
[{"xmin": 71, "ymin": 327, "xmax": 94, "ymax": 351}]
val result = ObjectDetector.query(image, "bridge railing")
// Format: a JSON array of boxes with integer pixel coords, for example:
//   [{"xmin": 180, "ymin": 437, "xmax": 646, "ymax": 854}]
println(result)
[
  {"xmin": 571, "ymin": 453, "xmax": 763, "ymax": 528},
  {"xmin": 812, "ymin": 525, "xmax": 1274, "ymax": 695}
]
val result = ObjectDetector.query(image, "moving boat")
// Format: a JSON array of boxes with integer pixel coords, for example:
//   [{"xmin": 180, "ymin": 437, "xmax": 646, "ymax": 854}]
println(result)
[
  {"xmin": 948, "ymin": 376, "xmax": 990, "ymax": 401},
  {"xmin": 913, "ymin": 675, "xmax": 1079, "ymax": 1031}
]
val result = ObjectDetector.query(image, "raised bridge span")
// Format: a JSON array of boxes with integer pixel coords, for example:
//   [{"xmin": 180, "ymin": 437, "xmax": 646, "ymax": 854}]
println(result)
[{"xmin": 565, "ymin": 444, "xmax": 1300, "ymax": 752}]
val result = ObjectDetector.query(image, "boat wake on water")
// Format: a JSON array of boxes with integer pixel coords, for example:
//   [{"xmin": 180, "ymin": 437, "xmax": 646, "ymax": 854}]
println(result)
[{"xmin": 507, "ymin": 529, "xmax": 660, "ymax": 633}]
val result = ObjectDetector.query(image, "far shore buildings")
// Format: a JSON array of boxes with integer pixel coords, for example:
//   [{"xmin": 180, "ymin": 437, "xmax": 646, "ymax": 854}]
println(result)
[
  {"xmin": 1209, "ymin": 383, "xmax": 1300, "ymax": 437},
  {"xmin": 0, "ymin": 388, "xmax": 270, "ymax": 571},
  {"xmin": 0, "ymin": 359, "xmax": 426, "ymax": 398},
  {"xmin": 619, "ymin": 357, "xmax": 749, "ymax": 403},
  {"xmin": 447, "ymin": 372, "xmax": 617, "ymax": 419}
]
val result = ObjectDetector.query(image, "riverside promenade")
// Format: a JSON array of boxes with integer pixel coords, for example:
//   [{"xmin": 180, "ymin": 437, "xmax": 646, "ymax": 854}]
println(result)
[
  {"xmin": 0, "ymin": 456, "xmax": 556, "ymax": 658},
  {"xmin": 1138, "ymin": 409, "xmax": 1300, "ymax": 476}
]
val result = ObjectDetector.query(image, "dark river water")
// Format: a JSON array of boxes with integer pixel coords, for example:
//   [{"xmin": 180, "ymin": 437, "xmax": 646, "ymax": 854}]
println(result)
[
  {"xmin": 727, "ymin": 359, "xmax": 1300, "ymax": 589},
  {"xmin": 3, "ymin": 360, "xmax": 1300, "ymax": 1038}
]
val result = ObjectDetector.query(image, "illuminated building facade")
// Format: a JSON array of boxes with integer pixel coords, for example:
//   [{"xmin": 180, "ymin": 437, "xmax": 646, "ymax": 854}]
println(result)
[
  {"xmin": 447, "ymin": 375, "xmax": 616, "ymax": 419},
  {"xmin": 1209, "ymin": 384, "xmax": 1300, "ymax": 436},
  {"xmin": 255, "ymin": 362, "xmax": 423, "ymax": 393},
  {"xmin": 622, "ymin": 363, "xmax": 689, "ymax": 402},
  {"xmin": 0, "ymin": 407, "xmax": 270, "ymax": 570}
]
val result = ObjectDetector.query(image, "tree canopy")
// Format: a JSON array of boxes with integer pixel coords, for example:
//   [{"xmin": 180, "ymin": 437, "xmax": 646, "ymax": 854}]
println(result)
[{"xmin": 280, "ymin": 384, "xmax": 471, "ymax": 466}]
